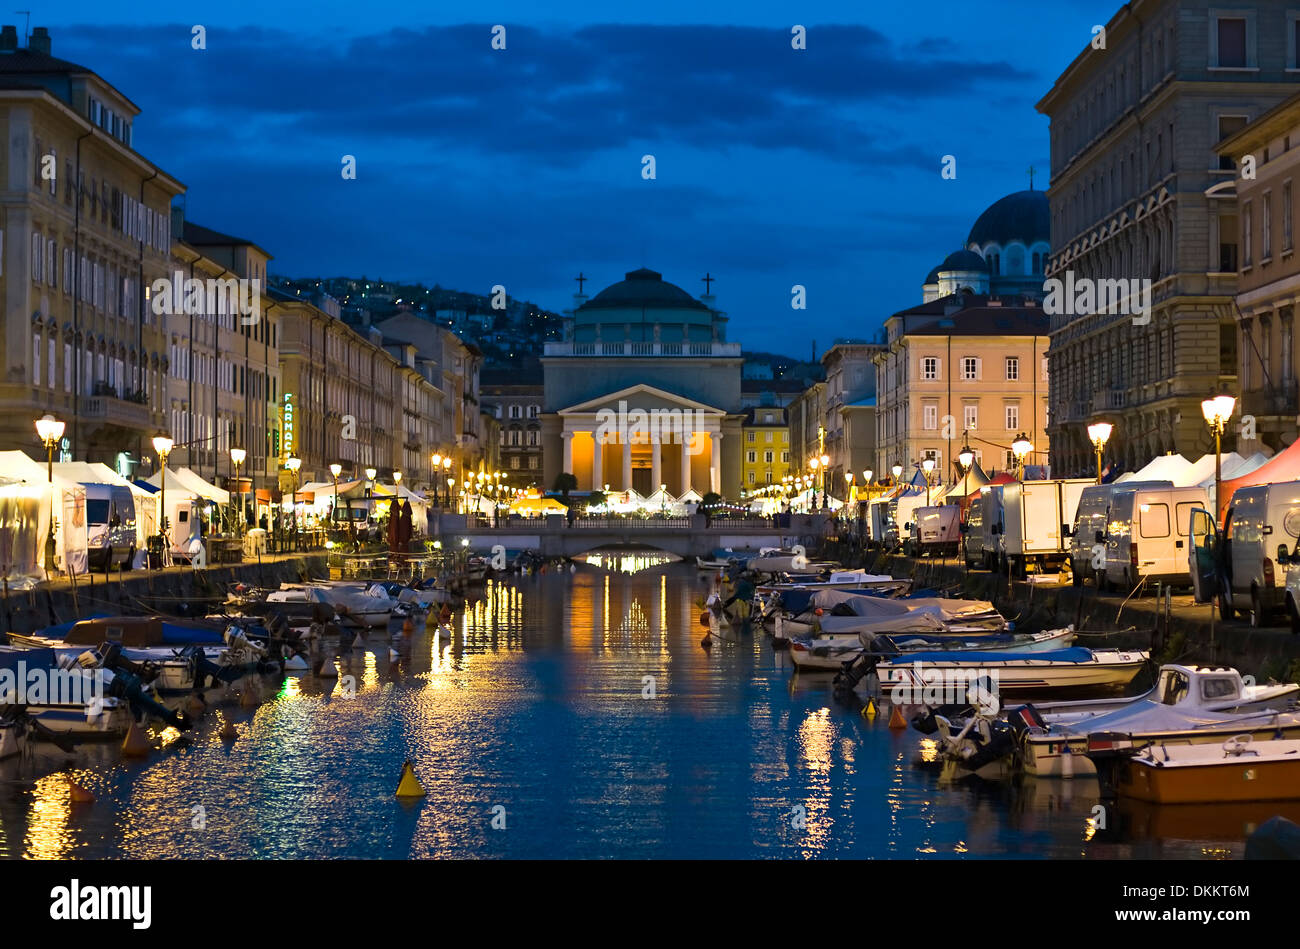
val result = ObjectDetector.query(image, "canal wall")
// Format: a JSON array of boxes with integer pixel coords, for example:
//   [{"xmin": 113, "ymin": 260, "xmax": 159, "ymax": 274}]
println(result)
[
  {"xmin": 0, "ymin": 554, "xmax": 329, "ymax": 637},
  {"xmin": 824, "ymin": 544, "xmax": 1300, "ymax": 683}
]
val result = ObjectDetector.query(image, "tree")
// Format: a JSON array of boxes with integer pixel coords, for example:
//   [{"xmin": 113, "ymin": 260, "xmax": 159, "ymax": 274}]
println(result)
[
  {"xmin": 553, "ymin": 472, "xmax": 578, "ymax": 498},
  {"xmin": 701, "ymin": 491, "xmax": 723, "ymax": 508}
]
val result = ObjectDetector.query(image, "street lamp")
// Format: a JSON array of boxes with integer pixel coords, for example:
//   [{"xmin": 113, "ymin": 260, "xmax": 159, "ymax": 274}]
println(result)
[
  {"xmin": 921, "ymin": 457, "xmax": 935, "ymax": 505},
  {"xmin": 431, "ymin": 454, "xmax": 442, "ymax": 505},
  {"xmin": 231, "ymin": 447, "xmax": 247, "ymax": 539},
  {"xmin": 1011, "ymin": 432, "xmax": 1034, "ymax": 479},
  {"xmin": 1086, "ymin": 421, "xmax": 1113, "ymax": 485},
  {"xmin": 329, "ymin": 462, "xmax": 342, "ymax": 526},
  {"xmin": 958, "ymin": 438, "xmax": 975, "ymax": 497},
  {"xmin": 152, "ymin": 432, "xmax": 174, "ymax": 563},
  {"xmin": 35, "ymin": 414, "xmax": 65, "ymax": 574},
  {"xmin": 891, "ymin": 463, "xmax": 903, "ymax": 485},
  {"xmin": 1202, "ymin": 394, "xmax": 1237, "ymax": 514},
  {"xmin": 286, "ymin": 456, "xmax": 302, "ymax": 550}
]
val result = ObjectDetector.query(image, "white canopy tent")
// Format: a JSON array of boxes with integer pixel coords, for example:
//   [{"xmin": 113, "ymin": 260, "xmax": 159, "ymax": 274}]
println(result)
[
  {"xmin": 53, "ymin": 461, "xmax": 158, "ymax": 562},
  {"xmin": 0, "ymin": 450, "xmax": 86, "ymax": 581}
]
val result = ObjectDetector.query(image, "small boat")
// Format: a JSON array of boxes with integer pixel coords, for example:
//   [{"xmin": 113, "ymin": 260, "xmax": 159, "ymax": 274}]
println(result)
[
  {"xmin": 1087, "ymin": 736, "xmax": 1300, "ymax": 804},
  {"xmin": 787, "ymin": 627, "xmax": 1076, "ymax": 671},
  {"xmin": 867, "ymin": 646, "xmax": 1148, "ymax": 695},
  {"xmin": 1015, "ymin": 664, "xmax": 1300, "ymax": 778}
]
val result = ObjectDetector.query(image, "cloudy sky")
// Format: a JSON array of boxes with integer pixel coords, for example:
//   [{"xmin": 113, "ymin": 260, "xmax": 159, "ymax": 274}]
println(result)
[{"xmin": 44, "ymin": 0, "xmax": 1106, "ymax": 352}]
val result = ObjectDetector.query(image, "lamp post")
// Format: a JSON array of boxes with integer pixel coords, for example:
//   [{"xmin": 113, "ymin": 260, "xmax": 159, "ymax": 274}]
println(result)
[
  {"xmin": 921, "ymin": 457, "xmax": 935, "ymax": 505},
  {"xmin": 1011, "ymin": 432, "xmax": 1033, "ymax": 480},
  {"xmin": 891, "ymin": 463, "xmax": 903, "ymax": 486},
  {"xmin": 447, "ymin": 478, "xmax": 456, "ymax": 513},
  {"xmin": 286, "ymin": 456, "xmax": 302, "ymax": 550},
  {"xmin": 957, "ymin": 441, "xmax": 974, "ymax": 566},
  {"xmin": 431, "ymin": 454, "xmax": 442, "ymax": 505},
  {"xmin": 364, "ymin": 466, "xmax": 377, "ymax": 538},
  {"xmin": 329, "ymin": 462, "xmax": 342, "ymax": 527},
  {"xmin": 1086, "ymin": 421, "xmax": 1113, "ymax": 485},
  {"xmin": 231, "ymin": 447, "xmax": 247, "ymax": 540},
  {"xmin": 35, "ymin": 414, "xmax": 65, "ymax": 574},
  {"xmin": 1202, "ymin": 394, "xmax": 1237, "ymax": 514},
  {"xmin": 152, "ymin": 431, "xmax": 174, "ymax": 564}
]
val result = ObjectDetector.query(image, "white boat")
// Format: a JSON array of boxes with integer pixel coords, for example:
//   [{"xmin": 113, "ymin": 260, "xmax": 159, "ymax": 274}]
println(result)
[
  {"xmin": 867, "ymin": 646, "xmax": 1148, "ymax": 695},
  {"xmin": 787, "ymin": 627, "xmax": 1077, "ymax": 671},
  {"xmin": 1017, "ymin": 664, "xmax": 1300, "ymax": 778},
  {"xmin": 267, "ymin": 584, "xmax": 394, "ymax": 627}
]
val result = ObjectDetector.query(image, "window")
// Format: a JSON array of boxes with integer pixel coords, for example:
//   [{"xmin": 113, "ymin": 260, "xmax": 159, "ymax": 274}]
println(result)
[
  {"xmin": 747, "ymin": 450, "xmax": 756, "ymax": 463},
  {"xmin": 1263, "ymin": 191, "xmax": 1273, "ymax": 260},
  {"xmin": 508, "ymin": 405, "xmax": 520, "ymax": 419},
  {"xmin": 747, "ymin": 471, "xmax": 756, "ymax": 484},
  {"xmin": 781, "ymin": 451, "xmax": 789, "ymax": 463},
  {"xmin": 528, "ymin": 455, "xmax": 538, "ymax": 470},
  {"xmin": 962, "ymin": 357, "xmax": 978, "ymax": 380},
  {"xmin": 764, "ymin": 431, "xmax": 772, "ymax": 443},
  {"xmin": 746, "ymin": 431, "xmax": 755, "ymax": 442},
  {"xmin": 1243, "ymin": 201, "xmax": 1253, "ymax": 266},
  {"xmin": 32, "ymin": 335, "xmax": 39, "ymax": 385},
  {"xmin": 1005, "ymin": 356, "xmax": 1019, "ymax": 381},
  {"xmin": 922, "ymin": 357, "xmax": 939, "ymax": 380},
  {"xmin": 30, "ymin": 231, "xmax": 42, "ymax": 282},
  {"xmin": 764, "ymin": 450, "xmax": 773, "ymax": 464},
  {"xmin": 1218, "ymin": 115, "xmax": 1248, "ymax": 170},
  {"xmin": 527, "ymin": 405, "xmax": 538, "ymax": 418},
  {"xmin": 1139, "ymin": 502, "xmax": 1171, "ymax": 538},
  {"xmin": 1220, "ymin": 212, "xmax": 1240, "ymax": 271},
  {"xmin": 1005, "ymin": 404, "xmax": 1020, "ymax": 430},
  {"xmin": 923, "ymin": 404, "xmax": 938, "ymax": 430},
  {"xmin": 963, "ymin": 405, "xmax": 978, "ymax": 431},
  {"xmin": 1284, "ymin": 181, "xmax": 1293, "ymax": 253},
  {"xmin": 1215, "ymin": 16, "xmax": 1247, "ymax": 68},
  {"xmin": 48, "ymin": 338, "xmax": 55, "ymax": 387}
]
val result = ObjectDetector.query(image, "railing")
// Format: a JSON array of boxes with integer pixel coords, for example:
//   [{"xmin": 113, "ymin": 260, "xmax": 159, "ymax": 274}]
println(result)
[
  {"xmin": 543, "ymin": 341, "xmax": 742, "ymax": 357},
  {"xmin": 79, "ymin": 395, "xmax": 154, "ymax": 428},
  {"xmin": 1242, "ymin": 381, "xmax": 1300, "ymax": 417},
  {"xmin": 571, "ymin": 516, "xmax": 692, "ymax": 529}
]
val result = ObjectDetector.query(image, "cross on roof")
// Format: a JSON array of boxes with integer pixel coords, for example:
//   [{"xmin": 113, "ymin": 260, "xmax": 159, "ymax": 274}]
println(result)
[
  {"xmin": 702, "ymin": 272, "xmax": 714, "ymax": 294},
  {"xmin": 1027, "ymin": 166, "xmax": 1037, "ymax": 190},
  {"xmin": 575, "ymin": 272, "xmax": 587, "ymax": 294}
]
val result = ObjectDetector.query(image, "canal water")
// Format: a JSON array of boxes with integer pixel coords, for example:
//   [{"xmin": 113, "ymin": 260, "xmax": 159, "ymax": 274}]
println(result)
[{"xmin": 0, "ymin": 554, "xmax": 1271, "ymax": 859}]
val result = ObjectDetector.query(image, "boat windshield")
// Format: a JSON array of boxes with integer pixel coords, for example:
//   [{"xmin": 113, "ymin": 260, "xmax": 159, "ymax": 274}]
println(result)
[
  {"xmin": 1158, "ymin": 670, "xmax": 1190, "ymax": 706},
  {"xmin": 1201, "ymin": 677, "xmax": 1239, "ymax": 701}
]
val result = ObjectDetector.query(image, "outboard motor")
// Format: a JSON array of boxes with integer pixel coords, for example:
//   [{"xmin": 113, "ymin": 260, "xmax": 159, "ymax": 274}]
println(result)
[{"xmin": 832, "ymin": 654, "xmax": 877, "ymax": 700}]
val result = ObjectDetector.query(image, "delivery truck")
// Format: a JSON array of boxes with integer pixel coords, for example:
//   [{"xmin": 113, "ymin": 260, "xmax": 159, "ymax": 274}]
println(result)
[{"xmin": 999, "ymin": 478, "xmax": 1093, "ymax": 576}]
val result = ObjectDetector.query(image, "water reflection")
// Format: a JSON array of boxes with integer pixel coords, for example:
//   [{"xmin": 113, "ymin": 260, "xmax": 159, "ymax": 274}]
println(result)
[{"xmin": 0, "ymin": 555, "xmax": 1265, "ymax": 859}]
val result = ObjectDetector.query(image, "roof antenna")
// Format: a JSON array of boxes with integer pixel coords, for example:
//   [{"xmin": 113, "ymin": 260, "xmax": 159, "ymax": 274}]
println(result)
[{"xmin": 14, "ymin": 11, "xmax": 28, "ymax": 46}]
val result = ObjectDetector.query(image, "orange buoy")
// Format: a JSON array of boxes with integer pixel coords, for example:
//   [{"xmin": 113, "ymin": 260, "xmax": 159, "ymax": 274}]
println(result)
[
  {"xmin": 699, "ymin": 612, "xmax": 712, "ymax": 627},
  {"xmin": 68, "ymin": 777, "xmax": 95, "ymax": 804},
  {"xmin": 888, "ymin": 703, "xmax": 907, "ymax": 730},
  {"xmin": 121, "ymin": 721, "xmax": 151, "ymax": 757}
]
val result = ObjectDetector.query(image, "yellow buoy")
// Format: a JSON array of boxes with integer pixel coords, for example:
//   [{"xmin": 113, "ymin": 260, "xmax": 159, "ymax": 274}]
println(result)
[
  {"xmin": 395, "ymin": 760, "xmax": 426, "ymax": 798},
  {"xmin": 68, "ymin": 777, "xmax": 95, "ymax": 804},
  {"xmin": 888, "ymin": 703, "xmax": 907, "ymax": 730},
  {"xmin": 863, "ymin": 698, "xmax": 878, "ymax": 719},
  {"xmin": 121, "ymin": 721, "xmax": 151, "ymax": 757}
]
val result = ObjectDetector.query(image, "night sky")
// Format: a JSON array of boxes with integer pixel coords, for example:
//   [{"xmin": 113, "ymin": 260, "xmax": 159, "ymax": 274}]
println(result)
[{"xmin": 47, "ymin": 1, "xmax": 1105, "ymax": 353}]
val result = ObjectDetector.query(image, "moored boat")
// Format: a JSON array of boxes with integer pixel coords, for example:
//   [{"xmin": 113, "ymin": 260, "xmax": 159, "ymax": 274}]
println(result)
[{"xmin": 1087, "ymin": 735, "xmax": 1300, "ymax": 804}]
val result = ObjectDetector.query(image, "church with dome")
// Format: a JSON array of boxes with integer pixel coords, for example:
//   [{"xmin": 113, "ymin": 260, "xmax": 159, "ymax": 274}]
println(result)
[
  {"xmin": 921, "ymin": 189, "xmax": 1050, "ymax": 302},
  {"xmin": 539, "ymin": 268, "xmax": 744, "ymax": 496}
]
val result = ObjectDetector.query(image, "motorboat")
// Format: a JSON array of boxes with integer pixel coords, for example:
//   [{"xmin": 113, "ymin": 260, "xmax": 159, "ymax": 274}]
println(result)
[
  {"xmin": 1087, "ymin": 735, "xmax": 1300, "ymax": 804},
  {"xmin": 787, "ymin": 627, "xmax": 1076, "ymax": 672},
  {"xmin": 1014, "ymin": 664, "xmax": 1300, "ymax": 778},
  {"xmin": 267, "ymin": 584, "xmax": 394, "ymax": 627},
  {"xmin": 861, "ymin": 646, "xmax": 1148, "ymax": 697}
]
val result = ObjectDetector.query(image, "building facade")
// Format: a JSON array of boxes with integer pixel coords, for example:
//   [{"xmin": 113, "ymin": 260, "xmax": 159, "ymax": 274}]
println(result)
[
  {"xmin": 1217, "ymin": 90, "xmax": 1300, "ymax": 454},
  {"xmin": 1038, "ymin": 0, "xmax": 1299, "ymax": 475},
  {"xmin": 822, "ymin": 341, "xmax": 883, "ymax": 495},
  {"xmin": 0, "ymin": 26, "xmax": 182, "ymax": 473},
  {"xmin": 540, "ymin": 268, "xmax": 744, "ymax": 495},
  {"xmin": 481, "ymin": 373, "xmax": 544, "ymax": 488},
  {"xmin": 741, "ymin": 406, "xmax": 791, "ymax": 491},
  {"xmin": 874, "ymin": 295, "xmax": 1051, "ymax": 481}
]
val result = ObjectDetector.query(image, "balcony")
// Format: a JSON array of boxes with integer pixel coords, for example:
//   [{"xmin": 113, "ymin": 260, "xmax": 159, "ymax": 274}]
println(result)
[
  {"xmin": 543, "ymin": 341, "xmax": 742, "ymax": 357},
  {"xmin": 79, "ymin": 393, "xmax": 155, "ymax": 430},
  {"xmin": 1241, "ymin": 381, "xmax": 1299, "ymax": 419},
  {"xmin": 1091, "ymin": 388, "xmax": 1126, "ymax": 414}
]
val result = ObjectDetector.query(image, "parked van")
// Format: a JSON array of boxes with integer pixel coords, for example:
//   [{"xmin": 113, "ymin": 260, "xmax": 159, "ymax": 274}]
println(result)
[
  {"xmin": 84, "ymin": 484, "xmax": 137, "ymax": 571},
  {"xmin": 1189, "ymin": 479, "xmax": 1300, "ymax": 627},
  {"xmin": 895, "ymin": 494, "xmax": 927, "ymax": 552},
  {"xmin": 997, "ymin": 479, "xmax": 1092, "ymax": 576},
  {"xmin": 1067, "ymin": 480, "xmax": 1173, "ymax": 587},
  {"xmin": 963, "ymin": 496, "xmax": 984, "ymax": 569},
  {"xmin": 914, "ymin": 505, "xmax": 961, "ymax": 557},
  {"xmin": 1102, "ymin": 484, "xmax": 1210, "ymax": 590}
]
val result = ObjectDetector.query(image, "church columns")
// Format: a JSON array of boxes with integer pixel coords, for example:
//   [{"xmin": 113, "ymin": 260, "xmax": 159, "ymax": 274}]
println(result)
[
  {"xmin": 710, "ymin": 432, "xmax": 722, "ymax": 494},
  {"xmin": 622, "ymin": 437, "xmax": 632, "ymax": 490},
  {"xmin": 680, "ymin": 435, "xmax": 692, "ymax": 495},
  {"xmin": 562, "ymin": 431, "xmax": 573, "ymax": 475},
  {"xmin": 592, "ymin": 433, "xmax": 603, "ymax": 490},
  {"xmin": 651, "ymin": 439, "xmax": 662, "ymax": 492}
]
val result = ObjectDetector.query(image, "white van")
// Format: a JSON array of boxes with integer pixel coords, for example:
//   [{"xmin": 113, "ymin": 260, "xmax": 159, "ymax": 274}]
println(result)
[
  {"xmin": 895, "ymin": 494, "xmax": 928, "ymax": 552},
  {"xmin": 1067, "ymin": 480, "xmax": 1172, "ymax": 588},
  {"xmin": 914, "ymin": 505, "xmax": 961, "ymax": 556},
  {"xmin": 962, "ymin": 496, "xmax": 984, "ymax": 568},
  {"xmin": 999, "ymin": 478, "xmax": 1092, "ymax": 576},
  {"xmin": 1189, "ymin": 479, "xmax": 1300, "ymax": 627},
  {"xmin": 974, "ymin": 484, "xmax": 1005, "ymax": 570},
  {"xmin": 1102, "ymin": 484, "xmax": 1210, "ymax": 590}
]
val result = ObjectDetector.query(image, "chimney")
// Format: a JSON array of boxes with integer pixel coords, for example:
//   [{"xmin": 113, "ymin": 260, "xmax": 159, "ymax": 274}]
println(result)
[
  {"xmin": 29, "ymin": 26, "xmax": 49, "ymax": 55},
  {"xmin": 0, "ymin": 26, "xmax": 17, "ymax": 52}
]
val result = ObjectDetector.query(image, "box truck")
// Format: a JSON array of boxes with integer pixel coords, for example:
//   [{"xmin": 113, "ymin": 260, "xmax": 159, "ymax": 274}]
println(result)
[{"xmin": 999, "ymin": 478, "xmax": 1092, "ymax": 576}]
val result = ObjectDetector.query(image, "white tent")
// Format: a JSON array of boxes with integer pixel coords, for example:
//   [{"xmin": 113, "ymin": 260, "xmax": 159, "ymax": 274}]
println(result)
[
  {"xmin": 0, "ymin": 450, "xmax": 85, "ymax": 581},
  {"xmin": 1119, "ymin": 453, "xmax": 1192, "ymax": 484},
  {"xmin": 144, "ymin": 466, "xmax": 225, "ymax": 553},
  {"xmin": 53, "ymin": 461, "xmax": 158, "ymax": 560}
]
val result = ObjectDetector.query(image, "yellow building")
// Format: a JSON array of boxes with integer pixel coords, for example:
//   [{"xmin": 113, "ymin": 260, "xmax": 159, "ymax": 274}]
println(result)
[{"xmin": 741, "ymin": 406, "xmax": 790, "ymax": 492}]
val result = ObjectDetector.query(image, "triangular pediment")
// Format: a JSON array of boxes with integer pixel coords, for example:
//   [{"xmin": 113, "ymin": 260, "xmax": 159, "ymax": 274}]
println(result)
[{"xmin": 559, "ymin": 383, "xmax": 725, "ymax": 415}]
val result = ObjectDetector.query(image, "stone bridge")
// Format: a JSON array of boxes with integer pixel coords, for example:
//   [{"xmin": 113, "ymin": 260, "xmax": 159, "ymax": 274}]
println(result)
[{"xmin": 433, "ymin": 513, "xmax": 830, "ymax": 560}]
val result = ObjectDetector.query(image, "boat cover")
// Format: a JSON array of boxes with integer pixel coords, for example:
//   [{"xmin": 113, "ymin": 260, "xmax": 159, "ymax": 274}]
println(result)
[
  {"xmin": 1050, "ymin": 697, "xmax": 1300, "ymax": 737},
  {"xmin": 887, "ymin": 647, "xmax": 1097, "ymax": 665}
]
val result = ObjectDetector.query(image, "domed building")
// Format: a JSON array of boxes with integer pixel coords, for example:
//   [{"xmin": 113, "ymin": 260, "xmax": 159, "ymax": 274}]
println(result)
[
  {"xmin": 921, "ymin": 189, "xmax": 1050, "ymax": 302},
  {"xmin": 540, "ymin": 268, "xmax": 744, "ymax": 495}
]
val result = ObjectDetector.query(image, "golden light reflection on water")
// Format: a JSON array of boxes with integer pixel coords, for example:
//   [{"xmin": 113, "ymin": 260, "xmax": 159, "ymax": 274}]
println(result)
[{"xmin": 25, "ymin": 772, "xmax": 74, "ymax": 859}]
